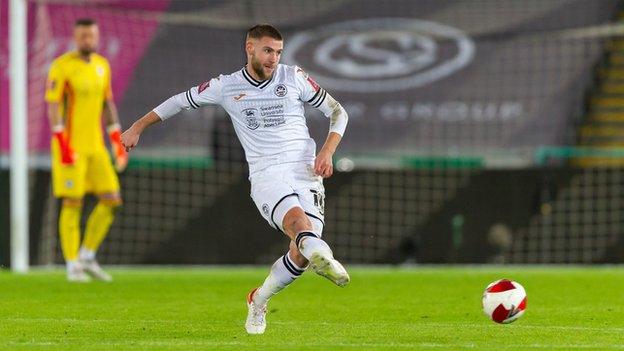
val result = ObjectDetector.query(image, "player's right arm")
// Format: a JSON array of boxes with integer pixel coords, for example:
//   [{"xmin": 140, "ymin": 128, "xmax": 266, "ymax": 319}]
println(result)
[
  {"xmin": 121, "ymin": 77, "xmax": 223, "ymax": 152},
  {"xmin": 45, "ymin": 60, "xmax": 75, "ymax": 165},
  {"xmin": 120, "ymin": 111, "xmax": 160, "ymax": 152}
]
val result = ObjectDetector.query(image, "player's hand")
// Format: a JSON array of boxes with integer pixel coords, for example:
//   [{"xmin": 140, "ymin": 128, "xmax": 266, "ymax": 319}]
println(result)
[
  {"xmin": 314, "ymin": 148, "xmax": 334, "ymax": 178},
  {"xmin": 53, "ymin": 126, "xmax": 76, "ymax": 166},
  {"xmin": 121, "ymin": 125, "xmax": 140, "ymax": 152},
  {"xmin": 108, "ymin": 124, "xmax": 129, "ymax": 172}
]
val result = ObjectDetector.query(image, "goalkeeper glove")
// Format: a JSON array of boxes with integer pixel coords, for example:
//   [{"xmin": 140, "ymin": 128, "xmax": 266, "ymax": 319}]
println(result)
[
  {"xmin": 108, "ymin": 123, "xmax": 128, "ymax": 172},
  {"xmin": 52, "ymin": 125, "xmax": 76, "ymax": 165}
]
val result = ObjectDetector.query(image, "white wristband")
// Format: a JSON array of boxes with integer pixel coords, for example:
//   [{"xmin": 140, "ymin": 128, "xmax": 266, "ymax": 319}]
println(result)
[{"xmin": 107, "ymin": 123, "xmax": 121, "ymax": 133}]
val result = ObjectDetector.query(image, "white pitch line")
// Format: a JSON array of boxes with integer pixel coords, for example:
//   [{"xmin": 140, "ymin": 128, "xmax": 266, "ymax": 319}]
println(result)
[
  {"xmin": 4, "ymin": 340, "xmax": 624, "ymax": 349},
  {"xmin": 273, "ymin": 321, "xmax": 624, "ymax": 333},
  {"xmin": 3, "ymin": 318, "xmax": 624, "ymax": 333}
]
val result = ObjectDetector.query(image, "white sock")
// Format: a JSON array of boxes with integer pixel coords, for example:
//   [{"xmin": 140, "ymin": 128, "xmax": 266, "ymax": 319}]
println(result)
[
  {"xmin": 296, "ymin": 232, "xmax": 332, "ymax": 260},
  {"xmin": 66, "ymin": 260, "xmax": 79, "ymax": 272},
  {"xmin": 79, "ymin": 247, "xmax": 96, "ymax": 261},
  {"xmin": 254, "ymin": 252, "xmax": 305, "ymax": 306}
]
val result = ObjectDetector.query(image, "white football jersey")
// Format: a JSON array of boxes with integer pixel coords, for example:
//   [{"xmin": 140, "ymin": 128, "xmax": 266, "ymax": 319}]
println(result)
[{"xmin": 155, "ymin": 64, "xmax": 330, "ymax": 175}]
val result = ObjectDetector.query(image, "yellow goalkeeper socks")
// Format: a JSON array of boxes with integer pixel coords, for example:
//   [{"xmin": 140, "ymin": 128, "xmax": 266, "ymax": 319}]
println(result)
[
  {"xmin": 82, "ymin": 201, "xmax": 117, "ymax": 252},
  {"xmin": 59, "ymin": 204, "xmax": 82, "ymax": 262}
]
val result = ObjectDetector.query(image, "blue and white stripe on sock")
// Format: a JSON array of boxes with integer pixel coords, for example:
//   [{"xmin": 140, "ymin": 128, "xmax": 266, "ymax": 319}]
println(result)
[
  {"xmin": 296, "ymin": 231, "xmax": 331, "ymax": 260},
  {"xmin": 295, "ymin": 231, "xmax": 319, "ymax": 248},
  {"xmin": 282, "ymin": 252, "xmax": 305, "ymax": 277},
  {"xmin": 253, "ymin": 252, "xmax": 305, "ymax": 306}
]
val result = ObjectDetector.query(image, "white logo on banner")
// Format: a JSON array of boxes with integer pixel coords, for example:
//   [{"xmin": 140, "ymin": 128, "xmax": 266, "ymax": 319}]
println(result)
[{"xmin": 283, "ymin": 18, "xmax": 475, "ymax": 93}]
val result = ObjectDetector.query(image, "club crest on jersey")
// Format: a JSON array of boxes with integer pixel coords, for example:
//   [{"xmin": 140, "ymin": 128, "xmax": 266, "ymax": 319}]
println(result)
[
  {"xmin": 198, "ymin": 81, "xmax": 210, "ymax": 93},
  {"xmin": 96, "ymin": 66, "xmax": 105, "ymax": 76},
  {"xmin": 274, "ymin": 84, "xmax": 288, "ymax": 97},
  {"xmin": 262, "ymin": 204, "xmax": 270, "ymax": 217},
  {"xmin": 242, "ymin": 108, "xmax": 260, "ymax": 130}
]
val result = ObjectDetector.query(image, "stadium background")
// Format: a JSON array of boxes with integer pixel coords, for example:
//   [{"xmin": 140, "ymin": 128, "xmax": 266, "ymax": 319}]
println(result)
[{"xmin": 1, "ymin": 0, "xmax": 624, "ymax": 266}]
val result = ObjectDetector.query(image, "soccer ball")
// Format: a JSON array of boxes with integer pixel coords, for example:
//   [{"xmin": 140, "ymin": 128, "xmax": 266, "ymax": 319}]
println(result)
[{"xmin": 482, "ymin": 279, "xmax": 527, "ymax": 324}]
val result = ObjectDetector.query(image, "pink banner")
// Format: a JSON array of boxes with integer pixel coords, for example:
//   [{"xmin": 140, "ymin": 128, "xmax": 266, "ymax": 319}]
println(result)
[{"xmin": 0, "ymin": 0, "xmax": 170, "ymax": 152}]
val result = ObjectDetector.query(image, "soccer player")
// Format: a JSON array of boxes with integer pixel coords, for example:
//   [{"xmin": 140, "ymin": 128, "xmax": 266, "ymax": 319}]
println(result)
[
  {"xmin": 121, "ymin": 24, "xmax": 350, "ymax": 334},
  {"xmin": 45, "ymin": 18, "xmax": 128, "ymax": 282}
]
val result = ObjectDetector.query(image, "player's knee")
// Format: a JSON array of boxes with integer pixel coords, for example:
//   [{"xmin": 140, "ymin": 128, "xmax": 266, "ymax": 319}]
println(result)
[
  {"xmin": 99, "ymin": 194, "xmax": 123, "ymax": 208},
  {"xmin": 62, "ymin": 197, "xmax": 83, "ymax": 208},
  {"xmin": 283, "ymin": 211, "xmax": 312, "ymax": 238}
]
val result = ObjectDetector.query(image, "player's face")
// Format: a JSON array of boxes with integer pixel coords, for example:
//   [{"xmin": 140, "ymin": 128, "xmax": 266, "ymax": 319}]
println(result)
[
  {"xmin": 248, "ymin": 37, "xmax": 283, "ymax": 80},
  {"xmin": 73, "ymin": 25, "xmax": 99, "ymax": 56}
]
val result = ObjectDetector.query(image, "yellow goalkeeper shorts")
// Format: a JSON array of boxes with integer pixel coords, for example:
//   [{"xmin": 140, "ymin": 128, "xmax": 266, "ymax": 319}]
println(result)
[{"xmin": 51, "ymin": 141, "xmax": 120, "ymax": 198}]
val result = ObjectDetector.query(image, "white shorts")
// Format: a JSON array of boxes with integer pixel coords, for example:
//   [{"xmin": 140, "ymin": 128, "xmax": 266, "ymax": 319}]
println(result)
[{"xmin": 250, "ymin": 162, "xmax": 325, "ymax": 236}]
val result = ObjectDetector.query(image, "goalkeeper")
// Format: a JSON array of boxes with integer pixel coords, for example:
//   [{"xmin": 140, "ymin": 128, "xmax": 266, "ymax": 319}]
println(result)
[{"xmin": 45, "ymin": 18, "xmax": 127, "ymax": 282}]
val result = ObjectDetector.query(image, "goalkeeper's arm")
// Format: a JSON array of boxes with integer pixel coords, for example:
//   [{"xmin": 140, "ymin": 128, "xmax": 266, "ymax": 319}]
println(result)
[
  {"xmin": 103, "ymin": 98, "xmax": 128, "ymax": 171},
  {"xmin": 48, "ymin": 102, "xmax": 76, "ymax": 165}
]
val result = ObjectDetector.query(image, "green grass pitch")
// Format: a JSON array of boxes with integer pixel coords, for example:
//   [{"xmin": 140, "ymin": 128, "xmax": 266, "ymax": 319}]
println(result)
[{"xmin": 1, "ymin": 266, "xmax": 623, "ymax": 350}]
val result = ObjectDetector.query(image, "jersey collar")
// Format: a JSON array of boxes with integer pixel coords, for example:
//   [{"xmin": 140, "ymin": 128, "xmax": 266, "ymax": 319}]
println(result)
[
  {"xmin": 242, "ymin": 66, "xmax": 274, "ymax": 89},
  {"xmin": 72, "ymin": 50, "xmax": 94, "ymax": 63}
]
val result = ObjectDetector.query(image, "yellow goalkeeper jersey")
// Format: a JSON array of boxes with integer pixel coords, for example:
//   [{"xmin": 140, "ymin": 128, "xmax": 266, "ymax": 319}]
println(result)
[{"xmin": 45, "ymin": 51, "xmax": 112, "ymax": 153}]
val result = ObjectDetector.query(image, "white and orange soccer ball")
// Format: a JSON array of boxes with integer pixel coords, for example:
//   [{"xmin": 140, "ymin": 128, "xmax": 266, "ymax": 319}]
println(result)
[{"xmin": 482, "ymin": 279, "xmax": 527, "ymax": 324}]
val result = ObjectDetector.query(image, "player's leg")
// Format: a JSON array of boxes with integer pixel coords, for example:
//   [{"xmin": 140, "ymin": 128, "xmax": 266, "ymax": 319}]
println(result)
[
  {"xmin": 281, "ymin": 207, "xmax": 349, "ymax": 287},
  {"xmin": 79, "ymin": 192, "xmax": 120, "ymax": 282},
  {"xmin": 245, "ymin": 165, "xmax": 348, "ymax": 333},
  {"xmin": 59, "ymin": 197, "xmax": 90, "ymax": 282},
  {"xmin": 51, "ymin": 141, "xmax": 90, "ymax": 282},
  {"xmin": 246, "ymin": 173, "xmax": 305, "ymax": 334},
  {"xmin": 246, "ymin": 239, "xmax": 306, "ymax": 334},
  {"xmin": 288, "ymin": 166, "xmax": 349, "ymax": 286},
  {"xmin": 251, "ymin": 240, "xmax": 306, "ymax": 306},
  {"xmin": 248, "ymin": 203, "xmax": 346, "ymax": 334},
  {"xmin": 80, "ymin": 150, "xmax": 121, "ymax": 281},
  {"xmin": 82, "ymin": 193, "xmax": 121, "ymax": 259}
]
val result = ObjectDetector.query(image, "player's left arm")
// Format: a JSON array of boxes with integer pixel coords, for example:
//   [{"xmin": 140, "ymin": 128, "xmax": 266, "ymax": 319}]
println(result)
[
  {"xmin": 295, "ymin": 67, "xmax": 349, "ymax": 178},
  {"xmin": 102, "ymin": 70, "xmax": 128, "ymax": 172},
  {"xmin": 314, "ymin": 94, "xmax": 348, "ymax": 178}
]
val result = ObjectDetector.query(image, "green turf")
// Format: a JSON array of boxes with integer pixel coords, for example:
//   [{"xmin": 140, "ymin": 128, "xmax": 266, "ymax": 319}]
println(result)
[{"xmin": 0, "ymin": 266, "xmax": 623, "ymax": 350}]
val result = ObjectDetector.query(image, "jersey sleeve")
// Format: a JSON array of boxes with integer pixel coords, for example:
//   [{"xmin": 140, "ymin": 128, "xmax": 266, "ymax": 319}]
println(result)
[
  {"xmin": 153, "ymin": 76, "xmax": 224, "ymax": 120},
  {"xmin": 186, "ymin": 76, "xmax": 223, "ymax": 108},
  {"xmin": 294, "ymin": 66, "xmax": 348, "ymax": 136},
  {"xmin": 295, "ymin": 66, "xmax": 327, "ymax": 108},
  {"xmin": 45, "ymin": 60, "xmax": 66, "ymax": 103}
]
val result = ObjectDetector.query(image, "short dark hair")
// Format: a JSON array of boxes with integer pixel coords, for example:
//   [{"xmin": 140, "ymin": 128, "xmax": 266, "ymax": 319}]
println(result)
[
  {"xmin": 74, "ymin": 18, "xmax": 96, "ymax": 27},
  {"xmin": 246, "ymin": 24, "xmax": 283, "ymax": 41}
]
